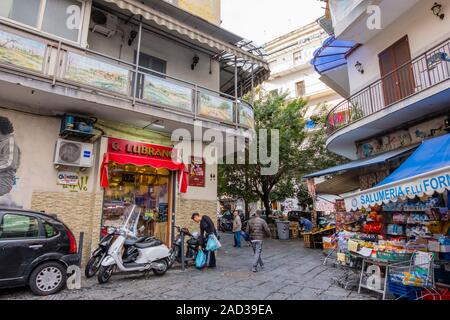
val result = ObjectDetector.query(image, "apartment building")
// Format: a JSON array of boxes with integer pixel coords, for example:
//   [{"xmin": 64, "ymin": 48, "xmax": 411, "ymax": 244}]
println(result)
[
  {"xmin": 264, "ymin": 21, "xmax": 342, "ymax": 130},
  {"xmin": 306, "ymin": 0, "xmax": 450, "ymax": 213},
  {"xmin": 0, "ymin": 0, "xmax": 268, "ymax": 262}
]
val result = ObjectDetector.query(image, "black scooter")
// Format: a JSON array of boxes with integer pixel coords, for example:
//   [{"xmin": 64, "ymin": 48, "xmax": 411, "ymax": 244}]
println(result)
[{"xmin": 170, "ymin": 226, "xmax": 200, "ymax": 267}]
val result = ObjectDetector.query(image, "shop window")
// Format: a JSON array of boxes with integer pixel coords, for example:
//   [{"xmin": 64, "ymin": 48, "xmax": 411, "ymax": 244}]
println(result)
[
  {"xmin": 0, "ymin": 214, "xmax": 40, "ymax": 239},
  {"xmin": 0, "ymin": 0, "xmax": 84, "ymax": 43},
  {"xmin": 0, "ymin": 0, "xmax": 41, "ymax": 27},
  {"xmin": 295, "ymin": 80, "xmax": 306, "ymax": 97},
  {"xmin": 102, "ymin": 164, "xmax": 171, "ymax": 242}
]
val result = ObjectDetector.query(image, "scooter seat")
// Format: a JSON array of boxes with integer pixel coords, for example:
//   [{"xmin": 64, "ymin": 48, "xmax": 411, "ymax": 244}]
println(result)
[
  {"xmin": 134, "ymin": 239, "xmax": 164, "ymax": 249},
  {"xmin": 124, "ymin": 236, "xmax": 146, "ymax": 246}
]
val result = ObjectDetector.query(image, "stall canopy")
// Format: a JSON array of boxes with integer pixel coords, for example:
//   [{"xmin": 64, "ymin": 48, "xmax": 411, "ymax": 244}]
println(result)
[
  {"xmin": 311, "ymin": 36, "xmax": 358, "ymax": 74},
  {"xmin": 303, "ymin": 146, "xmax": 417, "ymax": 179},
  {"xmin": 100, "ymin": 152, "xmax": 188, "ymax": 193},
  {"xmin": 344, "ymin": 134, "xmax": 450, "ymax": 211}
]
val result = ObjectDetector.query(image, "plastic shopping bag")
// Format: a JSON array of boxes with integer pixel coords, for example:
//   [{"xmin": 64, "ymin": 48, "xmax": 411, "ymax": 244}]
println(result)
[
  {"xmin": 195, "ymin": 250, "xmax": 207, "ymax": 269},
  {"xmin": 206, "ymin": 234, "xmax": 222, "ymax": 252}
]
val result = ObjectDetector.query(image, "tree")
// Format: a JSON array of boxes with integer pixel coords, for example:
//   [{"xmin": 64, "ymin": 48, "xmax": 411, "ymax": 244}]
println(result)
[{"xmin": 218, "ymin": 90, "xmax": 344, "ymax": 216}]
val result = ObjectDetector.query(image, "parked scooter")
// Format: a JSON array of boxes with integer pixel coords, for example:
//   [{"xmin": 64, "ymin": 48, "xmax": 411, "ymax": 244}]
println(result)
[
  {"xmin": 170, "ymin": 226, "xmax": 200, "ymax": 267},
  {"xmin": 85, "ymin": 228, "xmax": 116, "ymax": 278},
  {"xmin": 85, "ymin": 226, "xmax": 146, "ymax": 278},
  {"xmin": 97, "ymin": 205, "xmax": 173, "ymax": 284}
]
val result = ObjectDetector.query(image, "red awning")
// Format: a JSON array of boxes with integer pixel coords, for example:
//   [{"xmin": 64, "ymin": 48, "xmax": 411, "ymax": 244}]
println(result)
[{"xmin": 100, "ymin": 152, "xmax": 188, "ymax": 193}]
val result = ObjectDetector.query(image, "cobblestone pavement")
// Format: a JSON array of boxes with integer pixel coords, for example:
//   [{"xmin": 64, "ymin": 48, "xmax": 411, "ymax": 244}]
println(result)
[{"xmin": 0, "ymin": 233, "xmax": 377, "ymax": 300}]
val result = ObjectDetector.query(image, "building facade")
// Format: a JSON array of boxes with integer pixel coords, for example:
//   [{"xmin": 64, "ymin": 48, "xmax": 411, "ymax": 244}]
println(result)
[
  {"xmin": 308, "ymin": 0, "xmax": 450, "ymax": 210},
  {"xmin": 264, "ymin": 21, "xmax": 343, "ymax": 127},
  {"xmin": 0, "ymin": 0, "xmax": 268, "ymax": 263}
]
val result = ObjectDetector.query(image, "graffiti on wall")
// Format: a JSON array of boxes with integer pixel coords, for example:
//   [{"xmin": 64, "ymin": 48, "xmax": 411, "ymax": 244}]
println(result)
[
  {"xmin": 0, "ymin": 116, "xmax": 21, "ymax": 207},
  {"xmin": 357, "ymin": 116, "xmax": 446, "ymax": 158},
  {"xmin": 61, "ymin": 176, "xmax": 89, "ymax": 192}
]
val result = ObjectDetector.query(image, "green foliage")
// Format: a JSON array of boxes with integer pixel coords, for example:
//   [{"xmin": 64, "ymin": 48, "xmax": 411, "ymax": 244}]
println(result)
[{"xmin": 218, "ymin": 90, "xmax": 344, "ymax": 215}]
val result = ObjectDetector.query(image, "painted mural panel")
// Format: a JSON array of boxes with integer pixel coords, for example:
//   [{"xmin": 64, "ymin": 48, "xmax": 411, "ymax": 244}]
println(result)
[
  {"xmin": 0, "ymin": 115, "xmax": 21, "ymax": 208},
  {"xmin": 199, "ymin": 92, "xmax": 234, "ymax": 123},
  {"xmin": 239, "ymin": 102, "xmax": 255, "ymax": 128},
  {"xmin": 0, "ymin": 29, "xmax": 46, "ymax": 72},
  {"xmin": 143, "ymin": 74, "xmax": 193, "ymax": 111},
  {"xmin": 64, "ymin": 52, "xmax": 130, "ymax": 95},
  {"xmin": 356, "ymin": 116, "xmax": 447, "ymax": 158}
]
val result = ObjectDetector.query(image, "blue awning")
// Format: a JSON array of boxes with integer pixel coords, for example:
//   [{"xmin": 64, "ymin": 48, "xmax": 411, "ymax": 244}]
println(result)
[
  {"xmin": 303, "ymin": 146, "xmax": 417, "ymax": 179},
  {"xmin": 311, "ymin": 36, "xmax": 358, "ymax": 74},
  {"xmin": 345, "ymin": 134, "xmax": 450, "ymax": 210}
]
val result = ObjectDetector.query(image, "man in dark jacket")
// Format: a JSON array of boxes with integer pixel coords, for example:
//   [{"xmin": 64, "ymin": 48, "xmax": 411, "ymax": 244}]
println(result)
[
  {"xmin": 246, "ymin": 210, "xmax": 271, "ymax": 272},
  {"xmin": 191, "ymin": 212, "xmax": 218, "ymax": 268}
]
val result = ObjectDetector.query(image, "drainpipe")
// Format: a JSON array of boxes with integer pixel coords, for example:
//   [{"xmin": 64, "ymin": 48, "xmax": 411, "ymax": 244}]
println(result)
[{"xmin": 132, "ymin": 18, "xmax": 143, "ymax": 106}]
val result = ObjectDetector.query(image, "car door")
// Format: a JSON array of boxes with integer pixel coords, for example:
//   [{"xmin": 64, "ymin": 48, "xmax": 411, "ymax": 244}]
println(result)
[{"xmin": 0, "ymin": 212, "xmax": 46, "ymax": 282}]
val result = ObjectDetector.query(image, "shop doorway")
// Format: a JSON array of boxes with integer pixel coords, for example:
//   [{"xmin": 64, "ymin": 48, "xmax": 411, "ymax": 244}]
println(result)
[{"xmin": 102, "ymin": 164, "xmax": 172, "ymax": 244}]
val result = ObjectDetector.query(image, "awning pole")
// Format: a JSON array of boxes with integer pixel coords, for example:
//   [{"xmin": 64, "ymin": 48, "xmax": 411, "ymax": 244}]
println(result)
[
  {"xmin": 234, "ymin": 56, "xmax": 238, "ymax": 127},
  {"xmin": 132, "ymin": 18, "xmax": 143, "ymax": 106},
  {"xmin": 251, "ymin": 64, "xmax": 255, "ymax": 104}
]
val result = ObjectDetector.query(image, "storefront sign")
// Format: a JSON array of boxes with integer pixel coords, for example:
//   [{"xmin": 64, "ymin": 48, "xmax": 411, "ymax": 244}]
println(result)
[
  {"xmin": 108, "ymin": 138, "xmax": 175, "ymax": 160},
  {"xmin": 188, "ymin": 157, "xmax": 205, "ymax": 187},
  {"xmin": 57, "ymin": 171, "xmax": 80, "ymax": 186},
  {"xmin": 345, "ymin": 170, "xmax": 450, "ymax": 211}
]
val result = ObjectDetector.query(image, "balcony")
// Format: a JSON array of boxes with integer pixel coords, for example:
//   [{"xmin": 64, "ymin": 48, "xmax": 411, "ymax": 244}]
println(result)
[
  {"xmin": 0, "ymin": 24, "xmax": 255, "ymax": 130},
  {"xmin": 326, "ymin": 37, "xmax": 450, "ymax": 142}
]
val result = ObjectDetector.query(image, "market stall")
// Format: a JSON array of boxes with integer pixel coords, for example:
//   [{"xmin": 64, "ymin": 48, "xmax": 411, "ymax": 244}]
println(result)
[{"xmin": 333, "ymin": 134, "xmax": 450, "ymax": 298}]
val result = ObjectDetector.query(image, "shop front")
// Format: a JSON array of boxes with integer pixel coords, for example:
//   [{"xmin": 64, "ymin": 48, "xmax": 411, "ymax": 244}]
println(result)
[{"xmin": 99, "ymin": 137, "xmax": 188, "ymax": 245}]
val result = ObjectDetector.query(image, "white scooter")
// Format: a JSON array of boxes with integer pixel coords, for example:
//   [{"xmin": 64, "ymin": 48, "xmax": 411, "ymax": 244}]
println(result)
[{"xmin": 97, "ymin": 205, "xmax": 174, "ymax": 284}]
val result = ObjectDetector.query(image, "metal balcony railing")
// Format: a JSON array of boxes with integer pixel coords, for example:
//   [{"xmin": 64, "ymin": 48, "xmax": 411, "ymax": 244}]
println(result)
[
  {"xmin": 0, "ymin": 23, "xmax": 255, "ymax": 129},
  {"xmin": 326, "ymin": 37, "xmax": 450, "ymax": 135}
]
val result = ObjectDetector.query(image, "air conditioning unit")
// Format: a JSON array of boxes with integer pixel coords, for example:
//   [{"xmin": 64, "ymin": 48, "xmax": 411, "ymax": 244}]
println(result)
[
  {"xmin": 54, "ymin": 139, "xmax": 94, "ymax": 168},
  {"xmin": 90, "ymin": 8, "xmax": 118, "ymax": 38}
]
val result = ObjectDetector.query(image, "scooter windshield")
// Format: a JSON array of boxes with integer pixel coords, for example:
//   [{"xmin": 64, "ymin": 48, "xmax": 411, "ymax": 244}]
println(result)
[{"xmin": 121, "ymin": 205, "xmax": 141, "ymax": 235}]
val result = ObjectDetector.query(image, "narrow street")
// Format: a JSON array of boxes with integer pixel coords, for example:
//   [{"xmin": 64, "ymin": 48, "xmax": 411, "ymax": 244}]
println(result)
[{"xmin": 0, "ymin": 233, "xmax": 375, "ymax": 300}]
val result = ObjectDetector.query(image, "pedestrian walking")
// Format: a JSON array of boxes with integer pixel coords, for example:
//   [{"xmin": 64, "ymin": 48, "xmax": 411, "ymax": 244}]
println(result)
[
  {"xmin": 191, "ymin": 212, "xmax": 218, "ymax": 268},
  {"xmin": 246, "ymin": 210, "xmax": 271, "ymax": 272},
  {"xmin": 232, "ymin": 210, "xmax": 242, "ymax": 248}
]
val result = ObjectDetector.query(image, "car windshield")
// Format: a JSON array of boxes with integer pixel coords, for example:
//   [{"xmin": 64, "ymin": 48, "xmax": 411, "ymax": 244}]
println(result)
[{"xmin": 121, "ymin": 205, "xmax": 141, "ymax": 235}]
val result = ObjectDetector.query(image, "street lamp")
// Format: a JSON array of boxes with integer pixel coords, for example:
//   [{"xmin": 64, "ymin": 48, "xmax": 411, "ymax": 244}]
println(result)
[{"xmin": 431, "ymin": 2, "xmax": 445, "ymax": 20}]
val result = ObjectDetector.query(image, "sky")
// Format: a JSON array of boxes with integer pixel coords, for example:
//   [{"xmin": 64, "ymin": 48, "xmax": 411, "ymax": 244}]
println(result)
[{"xmin": 221, "ymin": 0, "xmax": 325, "ymax": 45}]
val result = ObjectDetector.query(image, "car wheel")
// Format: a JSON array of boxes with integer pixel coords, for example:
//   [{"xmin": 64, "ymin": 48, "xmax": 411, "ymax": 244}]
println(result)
[{"xmin": 29, "ymin": 261, "xmax": 67, "ymax": 296}]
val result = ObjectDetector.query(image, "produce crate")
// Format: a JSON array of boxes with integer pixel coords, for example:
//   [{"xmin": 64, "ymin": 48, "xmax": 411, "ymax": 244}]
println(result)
[
  {"xmin": 289, "ymin": 228, "xmax": 299, "ymax": 239},
  {"xmin": 303, "ymin": 233, "xmax": 314, "ymax": 248},
  {"xmin": 376, "ymin": 251, "xmax": 412, "ymax": 262},
  {"xmin": 387, "ymin": 279, "xmax": 421, "ymax": 300}
]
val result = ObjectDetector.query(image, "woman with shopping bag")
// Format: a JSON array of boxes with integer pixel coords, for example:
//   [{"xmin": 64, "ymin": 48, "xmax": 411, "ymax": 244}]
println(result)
[{"xmin": 191, "ymin": 212, "xmax": 220, "ymax": 268}]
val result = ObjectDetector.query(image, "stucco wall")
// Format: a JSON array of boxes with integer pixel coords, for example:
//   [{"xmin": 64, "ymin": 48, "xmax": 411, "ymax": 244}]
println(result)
[
  {"xmin": 0, "ymin": 108, "xmax": 99, "ymax": 208},
  {"xmin": 346, "ymin": 0, "xmax": 450, "ymax": 94}
]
